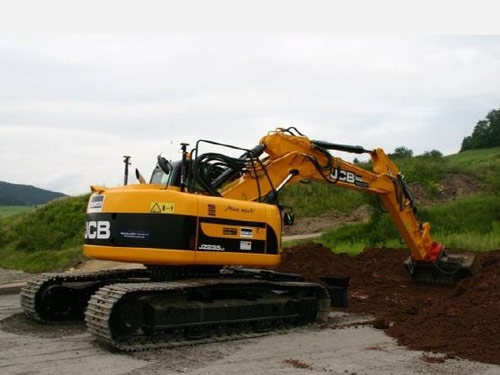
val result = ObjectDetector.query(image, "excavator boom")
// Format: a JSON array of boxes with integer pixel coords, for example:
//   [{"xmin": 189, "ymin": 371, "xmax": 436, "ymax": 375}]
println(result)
[{"xmin": 212, "ymin": 128, "xmax": 476, "ymax": 283}]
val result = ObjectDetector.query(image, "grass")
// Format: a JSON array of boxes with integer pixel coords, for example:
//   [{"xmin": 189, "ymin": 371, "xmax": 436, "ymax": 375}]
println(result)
[
  {"xmin": 317, "ymin": 239, "xmax": 370, "ymax": 255},
  {"xmin": 0, "ymin": 195, "xmax": 89, "ymax": 272},
  {"xmin": 281, "ymin": 237, "xmax": 309, "ymax": 247},
  {"xmin": 313, "ymin": 229, "xmax": 500, "ymax": 256},
  {"xmin": 446, "ymin": 146, "xmax": 500, "ymax": 173},
  {"xmin": 393, "ymin": 147, "xmax": 500, "ymax": 195},
  {"xmin": 433, "ymin": 229, "xmax": 500, "ymax": 252},
  {"xmin": 0, "ymin": 246, "xmax": 83, "ymax": 273},
  {"xmin": 0, "ymin": 205, "xmax": 34, "ymax": 218},
  {"xmin": 316, "ymin": 194, "xmax": 500, "ymax": 254},
  {"xmin": 445, "ymin": 146, "xmax": 500, "ymax": 192},
  {"xmin": 280, "ymin": 147, "xmax": 500, "ymax": 255},
  {"xmin": 418, "ymin": 194, "xmax": 500, "ymax": 234},
  {"xmin": 391, "ymin": 155, "xmax": 450, "ymax": 196},
  {"xmin": 280, "ymin": 181, "xmax": 369, "ymax": 218}
]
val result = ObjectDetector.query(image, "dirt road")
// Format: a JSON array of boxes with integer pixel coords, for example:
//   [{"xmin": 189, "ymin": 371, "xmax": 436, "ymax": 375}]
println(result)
[{"xmin": 0, "ymin": 293, "xmax": 498, "ymax": 375}]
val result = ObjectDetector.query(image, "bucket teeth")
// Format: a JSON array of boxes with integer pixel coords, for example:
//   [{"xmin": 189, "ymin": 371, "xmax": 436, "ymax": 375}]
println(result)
[{"xmin": 404, "ymin": 253, "xmax": 478, "ymax": 285}]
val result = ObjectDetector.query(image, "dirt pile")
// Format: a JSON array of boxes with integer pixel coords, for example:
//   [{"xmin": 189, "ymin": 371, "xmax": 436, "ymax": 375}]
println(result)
[{"xmin": 277, "ymin": 243, "xmax": 500, "ymax": 365}]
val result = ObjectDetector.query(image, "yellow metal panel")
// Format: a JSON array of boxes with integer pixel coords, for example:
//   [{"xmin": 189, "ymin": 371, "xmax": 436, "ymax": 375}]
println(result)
[
  {"xmin": 84, "ymin": 244, "xmax": 281, "ymax": 267},
  {"xmin": 86, "ymin": 183, "xmax": 283, "ymax": 264},
  {"xmin": 89, "ymin": 185, "xmax": 198, "ymax": 216},
  {"xmin": 194, "ymin": 251, "xmax": 281, "ymax": 267},
  {"xmin": 84, "ymin": 245, "xmax": 196, "ymax": 265}
]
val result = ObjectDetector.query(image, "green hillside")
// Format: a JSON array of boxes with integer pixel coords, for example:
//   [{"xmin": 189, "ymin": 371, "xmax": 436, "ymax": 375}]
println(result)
[
  {"xmin": 304, "ymin": 147, "xmax": 500, "ymax": 254},
  {"xmin": 0, "ymin": 205, "xmax": 35, "ymax": 218},
  {"xmin": 280, "ymin": 146, "xmax": 500, "ymax": 218},
  {"xmin": 0, "ymin": 195, "xmax": 89, "ymax": 272},
  {"xmin": 0, "ymin": 180, "xmax": 67, "ymax": 206}
]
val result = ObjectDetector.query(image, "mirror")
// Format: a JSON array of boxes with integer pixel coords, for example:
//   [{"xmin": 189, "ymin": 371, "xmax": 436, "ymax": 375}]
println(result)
[{"xmin": 157, "ymin": 155, "xmax": 172, "ymax": 174}]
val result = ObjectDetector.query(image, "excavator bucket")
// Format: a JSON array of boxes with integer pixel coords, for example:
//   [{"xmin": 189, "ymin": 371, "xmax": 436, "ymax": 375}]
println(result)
[{"xmin": 404, "ymin": 252, "xmax": 478, "ymax": 285}]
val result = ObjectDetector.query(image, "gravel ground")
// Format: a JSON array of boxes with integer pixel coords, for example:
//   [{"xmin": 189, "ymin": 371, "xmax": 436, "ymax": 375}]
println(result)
[
  {"xmin": 0, "ymin": 268, "xmax": 31, "ymax": 285},
  {"xmin": 0, "ymin": 294, "xmax": 499, "ymax": 375}
]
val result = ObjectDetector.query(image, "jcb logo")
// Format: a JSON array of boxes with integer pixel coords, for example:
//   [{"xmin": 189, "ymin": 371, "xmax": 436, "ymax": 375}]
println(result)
[
  {"xmin": 331, "ymin": 169, "xmax": 356, "ymax": 184},
  {"xmin": 85, "ymin": 221, "xmax": 111, "ymax": 240}
]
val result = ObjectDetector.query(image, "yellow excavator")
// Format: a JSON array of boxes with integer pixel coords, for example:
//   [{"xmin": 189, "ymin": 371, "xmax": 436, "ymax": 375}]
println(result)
[{"xmin": 21, "ymin": 127, "xmax": 475, "ymax": 351}]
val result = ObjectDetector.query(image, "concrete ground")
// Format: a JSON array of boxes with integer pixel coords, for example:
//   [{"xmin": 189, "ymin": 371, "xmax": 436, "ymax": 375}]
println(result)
[{"xmin": 0, "ymin": 292, "xmax": 498, "ymax": 375}]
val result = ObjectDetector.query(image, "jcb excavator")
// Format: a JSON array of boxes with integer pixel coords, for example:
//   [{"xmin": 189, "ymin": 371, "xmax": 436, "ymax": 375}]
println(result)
[{"xmin": 21, "ymin": 128, "xmax": 475, "ymax": 351}]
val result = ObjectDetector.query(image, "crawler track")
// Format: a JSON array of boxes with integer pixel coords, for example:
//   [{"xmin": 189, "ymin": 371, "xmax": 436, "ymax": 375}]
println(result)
[
  {"xmin": 20, "ymin": 269, "xmax": 150, "ymax": 323},
  {"xmin": 85, "ymin": 279, "xmax": 330, "ymax": 351}
]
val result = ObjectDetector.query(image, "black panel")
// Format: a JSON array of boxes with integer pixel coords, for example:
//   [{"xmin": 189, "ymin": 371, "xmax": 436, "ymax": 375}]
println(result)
[
  {"xmin": 85, "ymin": 213, "xmax": 197, "ymax": 250},
  {"xmin": 84, "ymin": 213, "xmax": 281, "ymax": 255},
  {"xmin": 266, "ymin": 227, "xmax": 278, "ymax": 254}
]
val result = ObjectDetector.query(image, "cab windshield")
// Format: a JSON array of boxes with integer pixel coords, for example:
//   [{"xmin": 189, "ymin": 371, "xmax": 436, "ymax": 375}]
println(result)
[
  {"xmin": 150, "ymin": 166, "xmax": 171, "ymax": 185},
  {"xmin": 149, "ymin": 161, "xmax": 182, "ymax": 186}
]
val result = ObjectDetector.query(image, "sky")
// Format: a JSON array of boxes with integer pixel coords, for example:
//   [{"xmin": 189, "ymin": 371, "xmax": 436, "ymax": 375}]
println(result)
[{"xmin": 1, "ymin": 35, "xmax": 499, "ymax": 195}]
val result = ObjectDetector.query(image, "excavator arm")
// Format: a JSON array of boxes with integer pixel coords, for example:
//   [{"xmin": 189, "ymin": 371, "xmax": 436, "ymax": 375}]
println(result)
[
  {"xmin": 211, "ymin": 128, "xmax": 475, "ymax": 283},
  {"xmin": 219, "ymin": 129, "xmax": 440, "ymax": 262}
]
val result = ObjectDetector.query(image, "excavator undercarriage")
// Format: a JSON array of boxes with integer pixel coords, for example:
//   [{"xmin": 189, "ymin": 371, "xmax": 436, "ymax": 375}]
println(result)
[
  {"xmin": 21, "ymin": 266, "xmax": 330, "ymax": 351},
  {"xmin": 86, "ymin": 278, "xmax": 329, "ymax": 351},
  {"xmin": 20, "ymin": 269, "xmax": 150, "ymax": 322}
]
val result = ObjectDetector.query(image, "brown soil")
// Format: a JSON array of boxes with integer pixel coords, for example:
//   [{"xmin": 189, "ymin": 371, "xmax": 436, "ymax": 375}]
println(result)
[
  {"xmin": 277, "ymin": 243, "xmax": 500, "ymax": 365},
  {"xmin": 283, "ymin": 358, "xmax": 314, "ymax": 370}
]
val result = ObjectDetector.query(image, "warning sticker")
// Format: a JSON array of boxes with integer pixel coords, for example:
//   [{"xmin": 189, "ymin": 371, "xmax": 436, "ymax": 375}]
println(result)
[
  {"xmin": 223, "ymin": 227, "xmax": 238, "ymax": 236},
  {"xmin": 240, "ymin": 227, "xmax": 253, "ymax": 238},
  {"xmin": 88, "ymin": 194, "xmax": 105, "ymax": 213},
  {"xmin": 150, "ymin": 202, "xmax": 175, "ymax": 214},
  {"xmin": 240, "ymin": 241, "xmax": 252, "ymax": 251}
]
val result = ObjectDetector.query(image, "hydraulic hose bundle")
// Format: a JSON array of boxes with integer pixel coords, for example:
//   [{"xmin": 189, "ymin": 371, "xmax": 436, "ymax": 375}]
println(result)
[{"xmin": 190, "ymin": 141, "xmax": 268, "ymax": 198}]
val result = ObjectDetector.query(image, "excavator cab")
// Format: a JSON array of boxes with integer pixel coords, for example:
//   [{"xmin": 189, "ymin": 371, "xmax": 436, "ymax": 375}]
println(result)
[
  {"xmin": 149, "ymin": 155, "xmax": 183, "ymax": 186},
  {"xmin": 149, "ymin": 158, "xmax": 196, "ymax": 189}
]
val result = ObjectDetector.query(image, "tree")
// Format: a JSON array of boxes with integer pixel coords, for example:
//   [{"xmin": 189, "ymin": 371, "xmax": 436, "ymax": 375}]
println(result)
[
  {"xmin": 460, "ymin": 135, "xmax": 472, "ymax": 152},
  {"xmin": 460, "ymin": 108, "xmax": 500, "ymax": 151},
  {"xmin": 487, "ymin": 109, "xmax": 500, "ymax": 147},
  {"xmin": 390, "ymin": 146, "xmax": 413, "ymax": 158},
  {"xmin": 421, "ymin": 149, "xmax": 443, "ymax": 158}
]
